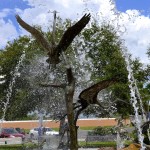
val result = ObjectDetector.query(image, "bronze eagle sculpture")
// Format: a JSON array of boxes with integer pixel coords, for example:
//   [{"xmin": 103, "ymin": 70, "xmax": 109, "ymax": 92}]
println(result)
[
  {"xmin": 73, "ymin": 76, "xmax": 130, "ymax": 123},
  {"xmin": 15, "ymin": 13, "xmax": 91, "ymax": 64},
  {"xmin": 74, "ymin": 78, "xmax": 118, "ymax": 123},
  {"xmin": 59, "ymin": 77, "xmax": 119, "ymax": 123}
]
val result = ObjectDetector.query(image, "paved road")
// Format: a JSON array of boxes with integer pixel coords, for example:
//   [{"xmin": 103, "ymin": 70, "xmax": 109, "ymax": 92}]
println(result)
[{"xmin": 78, "ymin": 129, "xmax": 88, "ymax": 140}]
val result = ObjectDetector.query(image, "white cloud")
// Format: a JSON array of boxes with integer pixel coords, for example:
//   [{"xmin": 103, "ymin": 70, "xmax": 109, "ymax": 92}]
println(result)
[
  {"xmin": 0, "ymin": 9, "xmax": 11, "ymax": 18},
  {"xmin": 0, "ymin": 0, "xmax": 150, "ymax": 64},
  {"xmin": 0, "ymin": 20, "xmax": 17, "ymax": 42},
  {"xmin": 0, "ymin": 8, "xmax": 18, "ymax": 48},
  {"xmin": 115, "ymin": 10, "xmax": 150, "ymax": 64}
]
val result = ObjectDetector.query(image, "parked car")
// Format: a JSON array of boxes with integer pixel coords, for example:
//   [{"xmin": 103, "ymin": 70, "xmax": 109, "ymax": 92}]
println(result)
[
  {"xmin": 15, "ymin": 128, "xmax": 25, "ymax": 135},
  {"xmin": 44, "ymin": 127, "xmax": 59, "ymax": 136},
  {"xmin": 29, "ymin": 127, "xmax": 59, "ymax": 138},
  {"xmin": 0, "ymin": 128, "xmax": 25, "ymax": 140}
]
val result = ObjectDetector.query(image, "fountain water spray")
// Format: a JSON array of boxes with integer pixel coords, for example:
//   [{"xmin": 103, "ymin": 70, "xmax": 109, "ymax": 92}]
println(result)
[
  {"xmin": 1, "ymin": 51, "xmax": 25, "ymax": 124},
  {"xmin": 122, "ymin": 49, "xmax": 145, "ymax": 150},
  {"xmin": 135, "ymin": 81, "xmax": 147, "ymax": 122},
  {"xmin": 115, "ymin": 117, "xmax": 125, "ymax": 149},
  {"xmin": 0, "ymin": 75, "xmax": 6, "ymax": 84},
  {"xmin": 116, "ymin": 132, "xmax": 124, "ymax": 149}
]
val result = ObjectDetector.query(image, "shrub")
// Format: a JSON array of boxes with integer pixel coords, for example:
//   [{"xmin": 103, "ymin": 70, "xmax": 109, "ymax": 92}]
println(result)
[{"xmin": 88, "ymin": 126, "xmax": 116, "ymax": 135}]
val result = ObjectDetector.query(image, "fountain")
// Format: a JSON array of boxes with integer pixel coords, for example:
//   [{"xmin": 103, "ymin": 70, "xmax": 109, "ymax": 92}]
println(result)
[
  {"xmin": 0, "ymin": 4, "xmax": 149, "ymax": 149},
  {"xmin": 0, "ymin": 70, "xmax": 5, "ymax": 133},
  {"xmin": 0, "ymin": 51, "xmax": 25, "ymax": 129},
  {"xmin": 0, "ymin": 75, "xmax": 5, "ymax": 85},
  {"xmin": 0, "ymin": 51, "xmax": 26, "ymax": 146},
  {"xmin": 42, "ymin": 135, "xmax": 59, "ymax": 150},
  {"xmin": 115, "ymin": 117, "xmax": 125, "ymax": 149},
  {"xmin": 121, "ymin": 49, "xmax": 146, "ymax": 150}
]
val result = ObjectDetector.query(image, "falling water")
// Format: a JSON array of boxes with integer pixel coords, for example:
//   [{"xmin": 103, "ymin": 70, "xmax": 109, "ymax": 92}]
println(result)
[
  {"xmin": 42, "ymin": 135, "xmax": 59, "ymax": 150},
  {"xmin": 116, "ymin": 132, "xmax": 124, "ymax": 150},
  {"xmin": 122, "ymin": 49, "xmax": 145, "ymax": 150},
  {"xmin": 0, "ymin": 75, "xmax": 5, "ymax": 84},
  {"xmin": 115, "ymin": 118, "xmax": 125, "ymax": 149},
  {"xmin": 135, "ymin": 81, "xmax": 147, "ymax": 122},
  {"xmin": 1, "ymin": 51, "xmax": 25, "ymax": 124}
]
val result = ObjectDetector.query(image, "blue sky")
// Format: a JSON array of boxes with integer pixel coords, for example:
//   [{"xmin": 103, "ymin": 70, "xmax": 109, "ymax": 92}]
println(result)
[
  {"xmin": 0, "ymin": 0, "xmax": 28, "ymax": 9},
  {"xmin": 0, "ymin": 0, "xmax": 150, "ymax": 64},
  {"xmin": 116, "ymin": 0, "xmax": 150, "ymax": 16},
  {"xmin": 0, "ymin": 0, "xmax": 30, "ymax": 31}
]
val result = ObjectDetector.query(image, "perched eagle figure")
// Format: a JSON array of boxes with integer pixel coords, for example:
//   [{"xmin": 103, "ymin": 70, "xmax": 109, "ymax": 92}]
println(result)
[
  {"xmin": 15, "ymin": 13, "xmax": 91, "ymax": 64},
  {"xmin": 59, "ymin": 76, "xmax": 128, "ymax": 123},
  {"xmin": 74, "ymin": 78, "xmax": 118, "ymax": 123}
]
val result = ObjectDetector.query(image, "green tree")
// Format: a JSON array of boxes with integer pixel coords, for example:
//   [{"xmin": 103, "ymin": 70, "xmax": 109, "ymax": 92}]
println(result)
[
  {"xmin": 74, "ymin": 22, "xmax": 131, "ymax": 117},
  {"xmin": 0, "ymin": 35, "xmax": 46, "ymax": 120}
]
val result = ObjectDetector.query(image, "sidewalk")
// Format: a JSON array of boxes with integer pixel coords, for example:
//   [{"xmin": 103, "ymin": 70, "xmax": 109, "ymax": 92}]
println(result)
[
  {"xmin": 0, "ymin": 137, "xmax": 22, "ymax": 145},
  {"xmin": 79, "ymin": 148, "xmax": 115, "ymax": 150},
  {"xmin": 79, "ymin": 148, "xmax": 98, "ymax": 150}
]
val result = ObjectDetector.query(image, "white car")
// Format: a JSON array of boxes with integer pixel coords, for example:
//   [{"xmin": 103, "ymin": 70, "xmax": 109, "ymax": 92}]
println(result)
[
  {"xmin": 44, "ymin": 128, "xmax": 59, "ymax": 135},
  {"xmin": 29, "ymin": 127, "xmax": 59, "ymax": 138}
]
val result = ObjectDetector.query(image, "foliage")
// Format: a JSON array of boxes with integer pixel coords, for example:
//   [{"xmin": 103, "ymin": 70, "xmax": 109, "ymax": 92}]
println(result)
[
  {"xmin": 79, "ymin": 141, "xmax": 116, "ymax": 148},
  {"xmin": 79, "ymin": 127, "xmax": 96, "ymax": 130},
  {"xmin": 0, "ymin": 15, "xmax": 150, "ymax": 121},
  {"xmin": 78, "ymin": 22, "xmax": 132, "ymax": 117},
  {"xmin": 82, "ymin": 23, "xmax": 127, "ymax": 81},
  {"xmin": 0, "ymin": 35, "xmax": 46, "ymax": 120},
  {"xmin": 0, "ymin": 142, "xmax": 38, "ymax": 150},
  {"xmin": 88, "ymin": 126, "xmax": 116, "ymax": 136},
  {"xmin": 80, "ymin": 22, "xmax": 150, "ymax": 118}
]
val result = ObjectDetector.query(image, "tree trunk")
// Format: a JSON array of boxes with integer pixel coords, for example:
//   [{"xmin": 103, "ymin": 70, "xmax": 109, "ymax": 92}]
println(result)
[{"xmin": 65, "ymin": 67, "xmax": 78, "ymax": 150}]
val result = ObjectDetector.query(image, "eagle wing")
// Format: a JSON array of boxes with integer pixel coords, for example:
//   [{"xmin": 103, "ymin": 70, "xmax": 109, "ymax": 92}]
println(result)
[
  {"xmin": 79, "ymin": 78, "xmax": 117, "ymax": 104},
  {"xmin": 16, "ymin": 15, "xmax": 52, "ymax": 53},
  {"xmin": 56, "ymin": 13, "xmax": 91, "ymax": 53},
  {"xmin": 16, "ymin": 14, "xmax": 90, "ymax": 64}
]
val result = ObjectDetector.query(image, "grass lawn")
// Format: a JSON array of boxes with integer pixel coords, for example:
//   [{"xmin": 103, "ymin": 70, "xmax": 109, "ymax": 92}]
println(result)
[
  {"xmin": 0, "ymin": 142, "xmax": 38, "ymax": 150},
  {"xmin": 79, "ymin": 140, "xmax": 132, "ymax": 148},
  {"xmin": 79, "ymin": 126, "xmax": 96, "ymax": 130},
  {"xmin": 79, "ymin": 126, "xmax": 115, "ymax": 130},
  {"xmin": 0, "ymin": 141, "xmax": 132, "ymax": 149},
  {"xmin": 0, "ymin": 142, "xmax": 116, "ymax": 150},
  {"xmin": 79, "ymin": 141, "xmax": 117, "ymax": 148}
]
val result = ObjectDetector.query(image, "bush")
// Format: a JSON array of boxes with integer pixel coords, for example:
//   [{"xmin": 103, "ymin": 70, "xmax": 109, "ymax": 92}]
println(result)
[
  {"xmin": 88, "ymin": 126, "xmax": 116, "ymax": 135},
  {"xmin": 79, "ymin": 141, "xmax": 116, "ymax": 148},
  {"xmin": 0, "ymin": 143, "xmax": 38, "ymax": 150}
]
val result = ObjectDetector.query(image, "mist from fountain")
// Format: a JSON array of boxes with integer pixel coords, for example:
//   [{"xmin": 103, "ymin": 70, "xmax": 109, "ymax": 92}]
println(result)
[
  {"xmin": 134, "ymin": 81, "xmax": 147, "ymax": 122},
  {"xmin": 0, "ymin": 75, "xmax": 6, "ymax": 84},
  {"xmin": 0, "ymin": 51, "xmax": 25, "ymax": 126},
  {"xmin": 116, "ymin": 132, "xmax": 124, "ymax": 150},
  {"xmin": 42, "ymin": 135, "xmax": 60, "ymax": 150}
]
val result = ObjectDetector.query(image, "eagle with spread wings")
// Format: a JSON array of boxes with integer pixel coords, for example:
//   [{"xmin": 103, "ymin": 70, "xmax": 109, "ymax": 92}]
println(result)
[
  {"xmin": 16, "ymin": 13, "xmax": 91, "ymax": 64},
  {"xmin": 59, "ymin": 77, "xmax": 119, "ymax": 123},
  {"xmin": 73, "ymin": 78, "xmax": 118, "ymax": 123},
  {"xmin": 73, "ymin": 75, "xmax": 130, "ymax": 124}
]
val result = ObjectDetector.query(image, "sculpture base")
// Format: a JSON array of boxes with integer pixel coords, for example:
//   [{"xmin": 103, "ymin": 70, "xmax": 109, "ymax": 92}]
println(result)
[{"xmin": 121, "ymin": 143, "xmax": 140, "ymax": 150}]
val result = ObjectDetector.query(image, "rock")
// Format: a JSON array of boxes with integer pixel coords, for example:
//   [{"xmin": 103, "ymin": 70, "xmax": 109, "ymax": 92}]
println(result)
[
  {"xmin": 121, "ymin": 143, "xmax": 141, "ymax": 150},
  {"xmin": 98, "ymin": 147, "xmax": 115, "ymax": 150}
]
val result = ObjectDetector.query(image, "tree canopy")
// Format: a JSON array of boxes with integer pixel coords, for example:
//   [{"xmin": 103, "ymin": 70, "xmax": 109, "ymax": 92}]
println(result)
[{"xmin": 0, "ymin": 15, "xmax": 150, "ymax": 121}]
